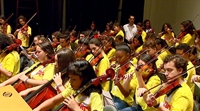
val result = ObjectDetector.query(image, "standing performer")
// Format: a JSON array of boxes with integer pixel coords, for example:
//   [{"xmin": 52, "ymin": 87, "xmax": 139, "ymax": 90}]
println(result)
[
  {"xmin": 0, "ymin": 15, "xmax": 12, "ymax": 34},
  {"xmin": 14, "ymin": 15, "xmax": 32, "ymax": 48}
]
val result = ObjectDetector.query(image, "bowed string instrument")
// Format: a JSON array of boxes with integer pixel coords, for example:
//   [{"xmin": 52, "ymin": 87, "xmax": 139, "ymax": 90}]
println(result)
[
  {"xmin": 175, "ymin": 14, "xmax": 199, "ymax": 43},
  {"xmin": 141, "ymin": 65, "xmax": 200, "ymax": 109},
  {"xmin": 24, "ymin": 66, "xmax": 68, "ymax": 109},
  {"xmin": 0, "ymin": 38, "xmax": 22, "ymax": 55},
  {"xmin": 88, "ymin": 40, "xmax": 109, "ymax": 66},
  {"xmin": 11, "ymin": 55, "xmax": 55, "ymax": 93},
  {"xmin": 74, "ymin": 32, "xmax": 96, "ymax": 59},
  {"xmin": 0, "ymin": 13, "xmax": 13, "ymax": 34},
  {"xmin": 54, "ymin": 69, "xmax": 115, "ymax": 111},
  {"xmin": 15, "ymin": 12, "xmax": 37, "ymax": 35}
]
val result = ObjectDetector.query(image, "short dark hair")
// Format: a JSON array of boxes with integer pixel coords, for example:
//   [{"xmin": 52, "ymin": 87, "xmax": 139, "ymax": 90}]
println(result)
[
  {"xmin": 176, "ymin": 43, "xmax": 191, "ymax": 53},
  {"xmin": 116, "ymin": 44, "xmax": 131, "ymax": 54},
  {"xmin": 164, "ymin": 55, "xmax": 188, "ymax": 76},
  {"xmin": 88, "ymin": 38, "xmax": 102, "ymax": 47},
  {"xmin": 68, "ymin": 60, "xmax": 102, "ymax": 96}
]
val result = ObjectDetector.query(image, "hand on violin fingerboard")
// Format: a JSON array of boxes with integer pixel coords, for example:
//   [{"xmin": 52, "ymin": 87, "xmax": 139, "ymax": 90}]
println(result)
[{"xmin": 145, "ymin": 93, "xmax": 157, "ymax": 107}]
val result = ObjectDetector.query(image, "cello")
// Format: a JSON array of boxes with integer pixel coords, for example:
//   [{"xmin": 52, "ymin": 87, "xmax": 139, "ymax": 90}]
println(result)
[
  {"xmin": 24, "ymin": 67, "xmax": 69, "ymax": 109},
  {"xmin": 13, "ymin": 58, "xmax": 54, "ymax": 93}
]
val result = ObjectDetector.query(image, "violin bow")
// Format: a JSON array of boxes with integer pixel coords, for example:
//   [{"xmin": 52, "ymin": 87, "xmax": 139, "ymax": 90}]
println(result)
[
  {"xmin": 3, "ymin": 13, "xmax": 14, "ymax": 23},
  {"xmin": 141, "ymin": 64, "xmax": 200, "ymax": 97},
  {"xmin": 19, "ymin": 12, "xmax": 37, "ymax": 31}
]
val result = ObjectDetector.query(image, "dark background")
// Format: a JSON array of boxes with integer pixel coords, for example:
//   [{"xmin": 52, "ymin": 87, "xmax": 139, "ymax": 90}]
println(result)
[{"xmin": 3, "ymin": 0, "xmax": 144, "ymax": 42}]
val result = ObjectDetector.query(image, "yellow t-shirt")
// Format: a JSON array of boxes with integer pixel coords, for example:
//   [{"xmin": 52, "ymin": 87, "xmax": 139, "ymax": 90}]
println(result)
[
  {"xmin": 17, "ymin": 26, "xmax": 32, "ymax": 47},
  {"xmin": 111, "ymin": 65, "xmax": 136, "ymax": 106},
  {"xmin": 6, "ymin": 25, "xmax": 12, "ymax": 34},
  {"xmin": 30, "ymin": 63, "xmax": 55, "ymax": 81},
  {"xmin": 163, "ymin": 82, "xmax": 193, "ymax": 111},
  {"xmin": 180, "ymin": 33, "xmax": 194, "ymax": 46},
  {"xmin": 107, "ymin": 48, "xmax": 116, "ymax": 60},
  {"xmin": 156, "ymin": 56, "xmax": 163, "ymax": 70},
  {"xmin": 161, "ymin": 32, "xmax": 175, "ymax": 47},
  {"xmin": 135, "ymin": 75, "xmax": 162, "ymax": 111},
  {"xmin": 158, "ymin": 50, "xmax": 172, "ymax": 62},
  {"xmin": 185, "ymin": 61, "xmax": 196, "ymax": 93},
  {"xmin": 115, "ymin": 30, "xmax": 125, "ymax": 41},
  {"xmin": 141, "ymin": 31, "xmax": 147, "ymax": 42},
  {"xmin": 85, "ymin": 53, "xmax": 94, "ymax": 62},
  {"xmin": 135, "ymin": 45, "xmax": 143, "ymax": 54},
  {"xmin": 0, "ymin": 51, "xmax": 20, "ymax": 83},
  {"xmin": 62, "ymin": 87, "xmax": 103, "ymax": 111},
  {"xmin": 54, "ymin": 45, "xmax": 62, "ymax": 52},
  {"xmin": 95, "ymin": 53, "xmax": 110, "ymax": 91}
]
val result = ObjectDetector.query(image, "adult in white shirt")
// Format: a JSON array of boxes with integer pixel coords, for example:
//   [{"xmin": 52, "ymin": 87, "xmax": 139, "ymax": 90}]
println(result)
[{"xmin": 123, "ymin": 15, "xmax": 137, "ymax": 42}]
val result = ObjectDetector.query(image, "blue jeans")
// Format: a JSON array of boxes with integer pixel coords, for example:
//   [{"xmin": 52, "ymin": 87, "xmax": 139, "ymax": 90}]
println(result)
[
  {"xmin": 120, "ymin": 105, "xmax": 143, "ymax": 111},
  {"xmin": 112, "ymin": 95, "xmax": 129, "ymax": 110}
]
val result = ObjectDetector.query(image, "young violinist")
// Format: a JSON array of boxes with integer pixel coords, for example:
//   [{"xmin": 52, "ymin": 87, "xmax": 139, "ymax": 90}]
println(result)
[
  {"xmin": 155, "ymin": 38, "xmax": 172, "ymax": 62},
  {"xmin": 176, "ymin": 43, "xmax": 196, "ymax": 93},
  {"xmin": 189, "ymin": 47, "xmax": 200, "ymax": 75},
  {"xmin": 158, "ymin": 23, "xmax": 175, "ymax": 47},
  {"xmin": 103, "ymin": 36, "xmax": 116, "ymax": 61},
  {"xmin": 176, "ymin": 20, "xmax": 196, "ymax": 46},
  {"xmin": 143, "ymin": 19, "xmax": 155, "ymax": 34},
  {"xmin": 113, "ymin": 22, "xmax": 125, "ymax": 41},
  {"xmin": 121, "ymin": 54, "xmax": 162, "ymax": 111},
  {"xmin": 69, "ymin": 30, "xmax": 78, "ymax": 51},
  {"xmin": 110, "ymin": 44, "xmax": 137, "ymax": 110},
  {"xmin": 14, "ymin": 15, "xmax": 32, "ymax": 48},
  {"xmin": 19, "ymin": 48, "xmax": 75, "ymax": 97},
  {"xmin": 102, "ymin": 21, "xmax": 114, "ymax": 36},
  {"xmin": 130, "ymin": 34, "xmax": 144, "ymax": 66},
  {"xmin": 75, "ymin": 38, "xmax": 92, "ymax": 60},
  {"xmin": 123, "ymin": 15, "xmax": 137, "ymax": 42},
  {"xmin": 59, "ymin": 34, "xmax": 71, "ymax": 50},
  {"xmin": 0, "ymin": 15, "xmax": 12, "ymax": 34},
  {"xmin": 33, "ymin": 60, "xmax": 103, "ymax": 111},
  {"xmin": 51, "ymin": 31, "xmax": 62, "ymax": 52},
  {"xmin": 136, "ymin": 22, "xmax": 147, "ymax": 42},
  {"xmin": 0, "ymin": 42, "xmax": 55, "ymax": 89},
  {"xmin": 144, "ymin": 40, "xmax": 164, "ymax": 70},
  {"xmin": 115, "ymin": 35, "xmax": 124, "ymax": 43},
  {"xmin": 0, "ymin": 34, "xmax": 20, "ymax": 83},
  {"xmin": 88, "ymin": 38, "xmax": 111, "ymax": 91},
  {"xmin": 144, "ymin": 55, "xmax": 193, "ymax": 111}
]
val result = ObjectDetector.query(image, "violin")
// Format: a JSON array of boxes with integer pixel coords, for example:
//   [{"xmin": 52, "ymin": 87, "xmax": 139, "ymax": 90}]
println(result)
[
  {"xmin": 0, "ymin": 39, "xmax": 22, "ymax": 54},
  {"xmin": 0, "ymin": 13, "xmax": 13, "ymax": 34},
  {"xmin": 147, "ymin": 80, "xmax": 180, "ymax": 110},
  {"xmin": 20, "ymin": 24, "xmax": 28, "ymax": 34},
  {"xmin": 90, "ymin": 53, "xmax": 104, "ymax": 66},
  {"xmin": 154, "ymin": 80, "xmax": 179, "ymax": 99},
  {"xmin": 75, "ymin": 49, "xmax": 91, "ymax": 59},
  {"xmin": 52, "ymin": 42, "xmax": 60, "ymax": 48},
  {"xmin": 1, "ymin": 23, "xmax": 8, "ymax": 34},
  {"xmin": 176, "ymin": 31, "xmax": 187, "ymax": 41},
  {"xmin": 117, "ymin": 63, "xmax": 130, "ymax": 78},
  {"xmin": 137, "ymin": 31, "xmax": 142, "ymax": 35}
]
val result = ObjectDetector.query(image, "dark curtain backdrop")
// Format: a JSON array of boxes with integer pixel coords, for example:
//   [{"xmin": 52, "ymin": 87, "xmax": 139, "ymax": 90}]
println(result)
[{"xmin": 3, "ymin": 0, "xmax": 144, "ymax": 41}]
